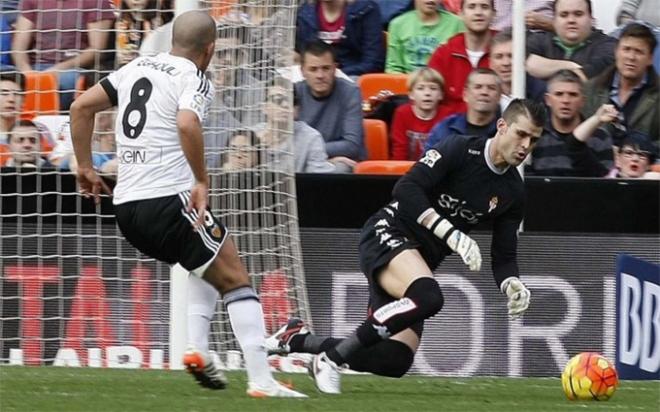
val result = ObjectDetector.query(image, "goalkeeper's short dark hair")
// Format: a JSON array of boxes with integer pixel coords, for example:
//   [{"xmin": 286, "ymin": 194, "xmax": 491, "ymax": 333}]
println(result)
[{"xmin": 502, "ymin": 98, "xmax": 547, "ymax": 129}]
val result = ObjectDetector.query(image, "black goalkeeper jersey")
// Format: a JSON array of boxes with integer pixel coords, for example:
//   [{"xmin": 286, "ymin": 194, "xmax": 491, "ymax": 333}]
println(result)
[{"xmin": 390, "ymin": 134, "xmax": 524, "ymax": 286}]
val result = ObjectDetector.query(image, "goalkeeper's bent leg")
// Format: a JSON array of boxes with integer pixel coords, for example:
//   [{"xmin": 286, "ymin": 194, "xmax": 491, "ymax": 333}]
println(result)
[
  {"xmin": 290, "ymin": 332, "xmax": 415, "ymax": 378},
  {"xmin": 326, "ymin": 277, "xmax": 443, "ymax": 365},
  {"xmin": 347, "ymin": 339, "xmax": 415, "ymax": 378}
]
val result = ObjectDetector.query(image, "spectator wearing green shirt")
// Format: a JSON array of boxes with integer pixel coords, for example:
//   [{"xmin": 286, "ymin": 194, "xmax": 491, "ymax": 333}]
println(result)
[{"xmin": 385, "ymin": 0, "xmax": 464, "ymax": 74}]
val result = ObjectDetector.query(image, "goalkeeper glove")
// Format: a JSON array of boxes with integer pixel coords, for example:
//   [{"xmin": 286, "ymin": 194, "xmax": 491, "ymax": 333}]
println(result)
[
  {"xmin": 425, "ymin": 215, "xmax": 482, "ymax": 271},
  {"xmin": 500, "ymin": 277, "xmax": 531, "ymax": 319}
]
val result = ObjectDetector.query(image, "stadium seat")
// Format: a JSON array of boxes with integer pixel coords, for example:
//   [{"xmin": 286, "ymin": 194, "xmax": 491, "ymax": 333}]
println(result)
[
  {"xmin": 357, "ymin": 73, "xmax": 409, "ymax": 101},
  {"xmin": 0, "ymin": 144, "xmax": 10, "ymax": 166},
  {"xmin": 209, "ymin": 0, "xmax": 238, "ymax": 19},
  {"xmin": 363, "ymin": 119, "xmax": 389, "ymax": 160},
  {"xmin": 21, "ymin": 72, "xmax": 60, "ymax": 120},
  {"xmin": 354, "ymin": 160, "xmax": 415, "ymax": 175}
]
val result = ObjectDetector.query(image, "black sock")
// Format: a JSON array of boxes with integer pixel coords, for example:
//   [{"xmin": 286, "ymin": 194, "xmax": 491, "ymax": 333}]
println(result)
[
  {"xmin": 289, "ymin": 333, "xmax": 341, "ymax": 354},
  {"xmin": 327, "ymin": 334, "xmax": 363, "ymax": 365}
]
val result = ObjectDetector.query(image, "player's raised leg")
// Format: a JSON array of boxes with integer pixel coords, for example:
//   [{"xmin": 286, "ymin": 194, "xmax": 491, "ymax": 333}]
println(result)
[{"xmin": 201, "ymin": 235, "xmax": 307, "ymax": 398}]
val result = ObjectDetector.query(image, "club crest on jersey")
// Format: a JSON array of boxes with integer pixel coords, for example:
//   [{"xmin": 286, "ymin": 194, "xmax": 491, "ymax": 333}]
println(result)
[
  {"xmin": 420, "ymin": 149, "xmax": 442, "ymax": 168},
  {"xmin": 211, "ymin": 224, "xmax": 223, "ymax": 239},
  {"xmin": 488, "ymin": 196, "xmax": 498, "ymax": 213}
]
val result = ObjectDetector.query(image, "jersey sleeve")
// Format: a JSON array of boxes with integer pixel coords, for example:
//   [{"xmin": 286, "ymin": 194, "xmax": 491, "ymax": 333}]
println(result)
[
  {"xmin": 490, "ymin": 196, "xmax": 524, "ymax": 288},
  {"xmin": 392, "ymin": 134, "xmax": 466, "ymax": 225},
  {"xmin": 178, "ymin": 70, "xmax": 214, "ymax": 123},
  {"xmin": 99, "ymin": 64, "xmax": 129, "ymax": 106}
]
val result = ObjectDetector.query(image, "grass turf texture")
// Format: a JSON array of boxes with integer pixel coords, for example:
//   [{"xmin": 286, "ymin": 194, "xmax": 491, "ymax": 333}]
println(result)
[{"xmin": 1, "ymin": 367, "xmax": 658, "ymax": 411}]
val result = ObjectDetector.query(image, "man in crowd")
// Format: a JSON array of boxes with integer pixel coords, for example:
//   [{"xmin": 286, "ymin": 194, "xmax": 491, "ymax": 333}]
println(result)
[
  {"xmin": 6, "ymin": 119, "xmax": 51, "ymax": 168},
  {"xmin": 425, "ymin": 68, "xmax": 500, "ymax": 150},
  {"xmin": 527, "ymin": 69, "xmax": 613, "ymax": 176},
  {"xmin": 296, "ymin": 40, "xmax": 364, "ymax": 172},
  {"xmin": 583, "ymin": 23, "xmax": 659, "ymax": 145},
  {"xmin": 526, "ymin": 0, "xmax": 616, "ymax": 81}
]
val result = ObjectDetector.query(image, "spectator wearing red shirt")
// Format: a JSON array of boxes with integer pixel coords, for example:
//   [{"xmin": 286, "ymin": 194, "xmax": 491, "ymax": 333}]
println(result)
[
  {"xmin": 427, "ymin": 0, "xmax": 496, "ymax": 115},
  {"xmin": 11, "ymin": 0, "xmax": 115, "ymax": 110},
  {"xmin": 391, "ymin": 67, "xmax": 449, "ymax": 160}
]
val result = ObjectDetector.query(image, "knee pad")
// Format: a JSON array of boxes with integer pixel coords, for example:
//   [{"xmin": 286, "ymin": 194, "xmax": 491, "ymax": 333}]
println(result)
[{"xmin": 404, "ymin": 277, "xmax": 444, "ymax": 318}]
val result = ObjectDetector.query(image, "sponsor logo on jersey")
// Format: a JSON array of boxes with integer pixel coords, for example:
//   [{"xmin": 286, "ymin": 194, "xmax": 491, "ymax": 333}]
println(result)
[
  {"xmin": 373, "ymin": 297, "xmax": 417, "ymax": 324},
  {"xmin": 488, "ymin": 196, "xmax": 498, "ymax": 213},
  {"xmin": 468, "ymin": 149, "xmax": 481, "ymax": 155},
  {"xmin": 437, "ymin": 193, "xmax": 483, "ymax": 224},
  {"xmin": 118, "ymin": 147, "xmax": 163, "ymax": 164},
  {"xmin": 420, "ymin": 149, "xmax": 442, "ymax": 168}
]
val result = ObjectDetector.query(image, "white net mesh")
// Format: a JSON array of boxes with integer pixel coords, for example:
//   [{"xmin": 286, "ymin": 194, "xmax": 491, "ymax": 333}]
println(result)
[
  {"xmin": 0, "ymin": 1, "xmax": 310, "ymax": 366},
  {"xmin": 201, "ymin": 0, "xmax": 311, "ymax": 355}
]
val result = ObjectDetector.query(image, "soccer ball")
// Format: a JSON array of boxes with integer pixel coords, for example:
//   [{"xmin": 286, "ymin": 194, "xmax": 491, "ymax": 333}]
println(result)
[{"xmin": 561, "ymin": 352, "xmax": 619, "ymax": 401}]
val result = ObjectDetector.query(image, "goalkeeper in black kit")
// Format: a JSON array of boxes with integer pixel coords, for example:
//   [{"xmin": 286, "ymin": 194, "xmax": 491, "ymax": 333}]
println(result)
[{"xmin": 266, "ymin": 99, "xmax": 546, "ymax": 394}]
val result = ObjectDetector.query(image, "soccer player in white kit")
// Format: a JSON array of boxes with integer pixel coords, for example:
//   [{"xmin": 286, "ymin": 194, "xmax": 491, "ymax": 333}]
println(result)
[{"xmin": 70, "ymin": 10, "xmax": 306, "ymax": 398}]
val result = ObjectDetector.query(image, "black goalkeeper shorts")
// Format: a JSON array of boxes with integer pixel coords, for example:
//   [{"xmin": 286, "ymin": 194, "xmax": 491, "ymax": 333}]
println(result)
[
  {"xmin": 359, "ymin": 206, "xmax": 425, "ymax": 338},
  {"xmin": 114, "ymin": 191, "xmax": 228, "ymax": 276}
]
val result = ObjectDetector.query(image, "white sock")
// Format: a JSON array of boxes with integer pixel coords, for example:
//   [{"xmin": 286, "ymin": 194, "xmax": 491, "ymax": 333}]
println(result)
[
  {"xmin": 225, "ymin": 288, "xmax": 274, "ymax": 388},
  {"xmin": 187, "ymin": 275, "xmax": 219, "ymax": 353}
]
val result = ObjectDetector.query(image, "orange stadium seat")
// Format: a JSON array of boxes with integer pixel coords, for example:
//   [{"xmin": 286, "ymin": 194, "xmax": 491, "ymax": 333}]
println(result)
[
  {"xmin": 354, "ymin": 160, "xmax": 415, "ymax": 175},
  {"xmin": 20, "ymin": 72, "xmax": 59, "ymax": 120},
  {"xmin": 363, "ymin": 119, "xmax": 389, "ymax": 160},
  {"xmin": 209, "ymin": 0, "xmax": 238, "ymax": 19},
  {"xmin": 0, "ymin": 144, "xmax": 10, "ymax": 166},
  {"xmin": 357, "ymin": 73, "xmax": 409, "ymax": 101}
]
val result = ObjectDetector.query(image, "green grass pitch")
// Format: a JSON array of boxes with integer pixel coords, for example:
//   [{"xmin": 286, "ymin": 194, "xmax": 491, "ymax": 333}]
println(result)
[{"xmin": 1, "ymin": 366, "xmax": 658, "ymax": 411}]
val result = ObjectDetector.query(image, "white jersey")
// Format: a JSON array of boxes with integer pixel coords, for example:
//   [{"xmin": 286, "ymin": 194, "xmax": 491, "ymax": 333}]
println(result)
[{"xmin": 101, "ymin": 53, "xmax": 214, "ymax": 205}]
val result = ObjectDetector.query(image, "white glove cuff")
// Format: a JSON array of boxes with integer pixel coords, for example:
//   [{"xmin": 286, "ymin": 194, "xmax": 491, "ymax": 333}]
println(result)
[
  {"xmin": 425, "ymin": 215, "xmax": 455, "ymax": 241},
  {"xmin": 500, "ymin": 276, "xmax": 518, "ymax": 294}
]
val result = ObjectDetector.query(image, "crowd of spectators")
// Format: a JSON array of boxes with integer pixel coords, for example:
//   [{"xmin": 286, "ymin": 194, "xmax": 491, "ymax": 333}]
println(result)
[{"xmin": 0, "ymin": 0, "xmax": 658, "ymax": 179}]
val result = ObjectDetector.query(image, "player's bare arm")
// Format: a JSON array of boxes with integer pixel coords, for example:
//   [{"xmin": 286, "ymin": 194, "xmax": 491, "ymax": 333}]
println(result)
[
  {"xmin": 177, "ymin": 109, "xmax": 209, "ymax": 229},
  {"xmin": 70, "ymin": 83, "xmax": 114, "ymax": 204}
]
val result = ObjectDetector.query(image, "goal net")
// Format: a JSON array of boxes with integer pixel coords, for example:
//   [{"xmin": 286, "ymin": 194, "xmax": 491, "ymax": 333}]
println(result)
[{"xmin": 0, "ymin": 0, "xmax": 311, "ymax": 369}]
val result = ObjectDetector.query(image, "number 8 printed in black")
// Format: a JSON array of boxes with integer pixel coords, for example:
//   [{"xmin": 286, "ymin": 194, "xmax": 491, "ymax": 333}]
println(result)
[{"xmin": 122, "ymin": 77, "xmax": 153, "ymax": 139}]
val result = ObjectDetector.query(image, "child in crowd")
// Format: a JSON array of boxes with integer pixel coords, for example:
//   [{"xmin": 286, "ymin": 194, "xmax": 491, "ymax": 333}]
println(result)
[{"xmin": 390, "ymin": 67, "xmax": 449, "ymax": 160}]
